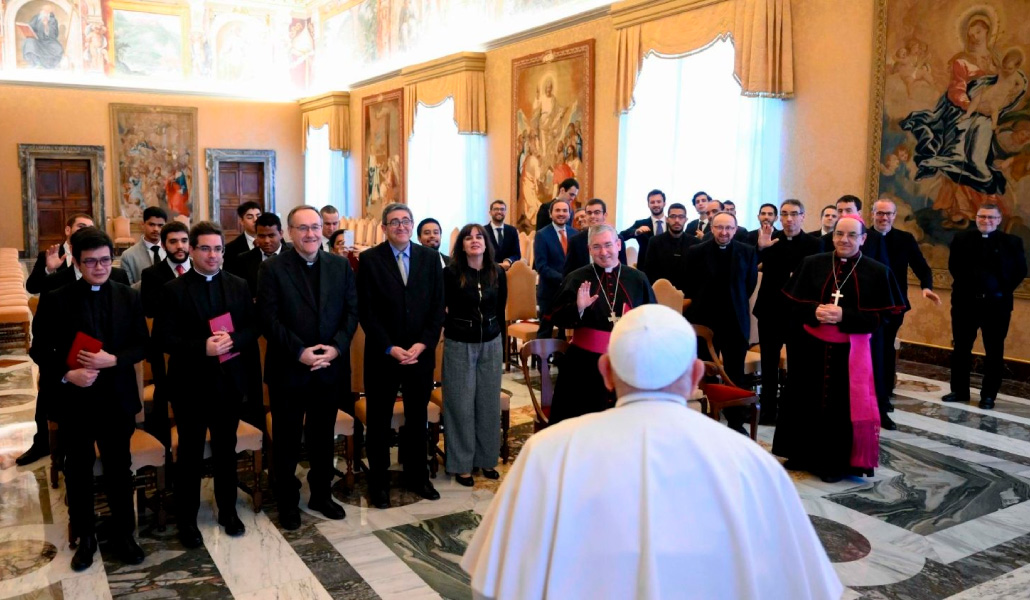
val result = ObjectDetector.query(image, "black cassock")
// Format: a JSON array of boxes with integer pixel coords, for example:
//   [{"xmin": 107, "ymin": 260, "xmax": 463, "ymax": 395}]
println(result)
[
  {"xmin": 549, "ymin": 264, "xmax": 655, "ymax": 424},
  {"xmin": 772, "ymin": 251, "xmax": 903, "ymax": 477}
]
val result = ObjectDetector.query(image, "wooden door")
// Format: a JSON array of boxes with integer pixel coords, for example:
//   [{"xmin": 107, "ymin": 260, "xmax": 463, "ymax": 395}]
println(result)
[
  {"xmin": 218, "ymin": 162, "xmax": 265, "ymax": 241},
  {"xmin": 35, "ymin": 159, "xmax": 91, "ymax": 254}
]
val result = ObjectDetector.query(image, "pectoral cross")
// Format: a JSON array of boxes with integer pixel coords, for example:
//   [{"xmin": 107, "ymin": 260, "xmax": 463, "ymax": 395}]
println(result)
[
  {"xmin": 831, "ymin": 289, "xmax": 844, "ymax": 306},
  {"xmin": 608, "ymin": 312, "xmax": 620, "ymax": 324}
]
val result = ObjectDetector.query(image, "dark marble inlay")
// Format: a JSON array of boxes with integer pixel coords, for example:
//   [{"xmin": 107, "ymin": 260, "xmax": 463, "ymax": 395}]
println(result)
[
  {"xmin": 895, "ymin": 423, "xmax": 1030, "ymax": 469},
  {"xmin": 0, "ymin": 540, "xmax": 57, "ymax": 580},
  {"xmin": 809, "ymin": 516, "xmax": 871, "ymax": 563},
  {"xmin": 894, "ymin": 398, "xmax": 1030, "ymax": 442},
  {"xmin": 332, "ymin": 470, "xmax": 426, "ymax": 508},
  {"xmin": 827, "ymin": 440, "xmax": 1030, "ymax": 535},
  {"xmin": 375, "ymin": 510, "xmax": 480, "ymax": 600},
  {"xmin": 0, "ymin": 394, "xmax": 35, "ymax": 409}
]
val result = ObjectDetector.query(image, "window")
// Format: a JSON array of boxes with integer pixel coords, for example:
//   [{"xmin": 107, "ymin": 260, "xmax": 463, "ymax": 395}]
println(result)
[
  {"xmin": 616, "ymin": 38, "xmax": 783, "ymax": 231},
  {"xmin": 407, "ymin": 97, "xmax": 487, "ymax": 254},
  {"xmin": 304, "ymin": 124, "xmax": 351, "ymax": 216}
]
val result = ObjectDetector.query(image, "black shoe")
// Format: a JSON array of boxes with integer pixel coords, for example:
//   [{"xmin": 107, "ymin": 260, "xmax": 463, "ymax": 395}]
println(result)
[
  {"xmin": 218, "ymin": 513, "xmax": 246, "ymax": 536},
  {"xmin": 308, "ymin": 498, "xmax": 346, "ymax": 520},
  {"xmin": 886, "ymin": 403, "xmax": 895, "ymax": 413},
  {"xmin": 278, "ymin": 508, "xmax": 301, "ymax": 531},
  {"xmin": 942, "ymin": 392, "xmax": 969, "ymax": 403},
  {"xmin": 455, "ymin": 474, "xmax": 474, "ymax": 487},
  {"xmin": 820, "ymin": 473, "xmax": 843, "ymax": 484},
  {"xmin": 369, "ymin": 487, "xmax": 390, "ymax": 509},
  {"xmin": 407, "ymin": 481, "xmax": 441, "ymax": 501},
  {"xmin": 979, "ymin": 396, "xmax": 996, "ymax": 410},
  {"xmin": 70, "ymin": 535, "xmax": 97, "ymax": 572},
  {"xmin": 481, "ymin": 469, "xmax": 500, "ymax": 480},
  {"xmin": 110, "ymin": 535, "xmax": 145, "ymax": 565},
  {"xmin": 880, "ymin": 414, "xmax": 897, "ymax": 431},
  {"xmin": 177, "ymin": 523, "xmax": 203, "ymax": 548},
  {"xmin": 15, "ymin": 444, "xmax": 49, "ymax": 466},
  {"xmin": 728, "ymin": 422, "xmax": 748, "ymax": 436}
]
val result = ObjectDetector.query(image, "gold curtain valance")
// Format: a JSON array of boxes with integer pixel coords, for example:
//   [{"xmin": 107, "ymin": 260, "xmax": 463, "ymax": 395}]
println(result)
[
  {"xmin": 613, "ymin": 0, "xmax": 793, "ymax": 113},
  {"xmin": 401, "ymin": 52, "xmax": 486, "ymax": 135},
  {"xmin": 299, "ymin": 91, "xmax": 351, "ymax": 152}
]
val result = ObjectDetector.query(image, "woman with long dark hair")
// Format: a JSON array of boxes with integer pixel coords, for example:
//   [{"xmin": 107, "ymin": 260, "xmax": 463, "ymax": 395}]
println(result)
[{"xmin": 442, "ymin": 223, "xmax": 507, "ymax": 486}]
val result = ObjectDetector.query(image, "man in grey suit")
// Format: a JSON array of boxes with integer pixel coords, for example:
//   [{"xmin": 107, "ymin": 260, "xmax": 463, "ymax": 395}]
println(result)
[{"xmin": 119, "ymin": 206, "xmax": 168, "ymax": 285}]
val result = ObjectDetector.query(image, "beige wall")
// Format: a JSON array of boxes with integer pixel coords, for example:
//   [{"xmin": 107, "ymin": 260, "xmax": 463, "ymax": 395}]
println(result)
[{"xmin": 0, "ymin": 84, "xmax": 303, "ymax": 250}]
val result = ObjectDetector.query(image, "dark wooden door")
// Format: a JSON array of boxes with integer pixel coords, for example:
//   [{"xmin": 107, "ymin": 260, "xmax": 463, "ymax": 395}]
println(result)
[
  {"xmin": 35, "ymin": 159, "xmax": 91, "ymax": 254},
  {"xmin": 218, "ymin": 162, "xmax": 264, "ymax": 241}
]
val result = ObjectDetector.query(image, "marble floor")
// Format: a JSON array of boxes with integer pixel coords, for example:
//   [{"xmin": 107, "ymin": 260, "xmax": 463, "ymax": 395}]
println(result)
[{"xmin": 3, "ymin": 349, "xmax": 1030, "ymax": 599}]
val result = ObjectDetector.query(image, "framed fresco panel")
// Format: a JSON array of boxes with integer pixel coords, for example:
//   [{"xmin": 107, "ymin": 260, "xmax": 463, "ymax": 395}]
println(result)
[
  {"xmin": 110, "ymin": 103, "xmax": 198, "ymax": 223},
  {"xmin": 867, "ymin": 0, "xmax": 1030, "ymax": 297},
  {"xmin": 361, "ymin": 88, "xmax": 405, "ymax": 218},
  {"xmin": 512, "ymin": 39, "xmax": 594, "ymax": 233},
  {"xmin": 106, "ymin": 1, "xmax": 189, "ymax": 78}
]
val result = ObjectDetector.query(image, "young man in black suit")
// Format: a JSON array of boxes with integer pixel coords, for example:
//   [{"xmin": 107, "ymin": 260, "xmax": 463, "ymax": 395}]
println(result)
[
  {"xmin": 30, "ymin": 228, "xmax": 148, "ymax": 571},
  {"xmin": 486, "ymin": 200, "xmax": 521, "ymax": 270},
  {"xmin": 619, "ymin": 189, "xmax": 667, "ymax": 266},
  {"xmin": 358, "ymin": 203, "xmax": 445, "ymax": 509},
  {"xmin": 257, "ymin": 205, "xmax": 358, "ymax": 530},
  {"xmin": 155, "ymin": 221, "xmax": 261, "ymax": 546},
  {"xmin": 683, "ymin": 191, "xmax": 712, "ymax": 237},
  {"xmin": 817, "ymin": 196, "xmax": 890, "ymax": 265},
  {"xmin": 535, "ymin": 177, "xmax": 579, "ymax": 231},
  {"xmin": 638, "ymin": 202, "xmax": 696, "ymax": 292},
  {"xmin": 223, "ymin": 201, "xmax": 263, "ymax": 264},
  {"xmin": 227, "ymin": 212, "xmax": 292, "ymax": 299},
  {"xmin": 140, "ymin": 221, "xmax": 191, "ymax": 318},
  {"xmin": 25, "ymin": 213, "xmax": 94, "ymax": 295}
]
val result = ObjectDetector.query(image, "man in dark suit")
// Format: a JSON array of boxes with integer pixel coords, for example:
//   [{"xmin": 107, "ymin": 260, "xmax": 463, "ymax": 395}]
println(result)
[
  {"xmin": 872, "ymin": 199, "xmax": 941, "ymax": 411},
  {"xmin": 258, "ymin": 205, "xmax": 358, "ymax": 530},
  {"xmin": 684, "ymin": 191, "xmax": 712, "ymax": 238},
  {"xmin": 564, "ymin": 198, "xmax": 626, "ymax": 276},
  {"xmin": 817, "ymin": 196, "xmax": 890, "ymax": 265},
  {"xmin": 417, "ymin": 217, "xmax": 451, "ymax": 267},
  {"xmin": 535, "ymin": 177, "xmax": 579, "ymax": 231},
  {"xmin": 358, "ymin": 203, "xmax": 445, "ymax": 508},
  {"xmin": 223, "ymin": 201, "xmax": 263, "ymax": 265},
  {"xmin": 486, "ymin": 200, "xmax": 521, "ymax": 270},
  {"xmin": 140, "ymin": 221, "xmax": 191, "ymax": 318},
  {"xmin": 699, "ymin": 200, "xmax": 749, "ymax": 243},
  {"xmin": 744, "ymin": 203, "xmax": 778, "ymax": 246},
  {"xmin": 25, "ymin": 212, "xmax": 93, "ymax": 295},
  {"xmin": 30, "ymin": 228, "xmax": 147, "ymax": 571},
  {"xmin": 619, "ymin": 189, "xmax": 667, "ymax": 266},
  {"xmin": 684, "ymin": 211, "xmax": 759, "ymax": 434},
  {"xmin": 638, "ymin": 202, "xmax": 696, "ymax": 292},
  {"xmin": 752, "ymin": 200, "xmax": 821, "ymax": 424},
  {"xmin": 534, "ymin": 198, "xmax": 575, "ymax": 339},
  {"xmin": 944, "ymin": 204, "xmax": 1027, "ymax": 409},
  {"xmin": 809, "ymin": 205, "xmax": 838, "ymax": 237},
  {"xmin": 156, "ymin": 221, "xmax": 261, "ymax": 547},
  {"xmin": 227, "ymin": 212, "xmax": 292, "ymax": 299}
]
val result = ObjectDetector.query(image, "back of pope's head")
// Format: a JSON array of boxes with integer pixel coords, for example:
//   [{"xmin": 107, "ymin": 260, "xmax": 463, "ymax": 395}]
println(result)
[{"xmin": 603, "ymin": 304, "xmax": 704, "ymax": 396}]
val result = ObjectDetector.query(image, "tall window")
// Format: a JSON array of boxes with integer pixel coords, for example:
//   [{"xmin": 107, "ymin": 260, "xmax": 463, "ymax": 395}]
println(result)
[
  {"xmin": 406, "ymin": 97, "xmax": 487, "ymax": 255},
  {"xmin": 616, "ymin": 38, "xmax": 783, "ymax": 231},
  {"xmin": 305, "ymin": 124, "xmax": 351, "ymax": 215}
]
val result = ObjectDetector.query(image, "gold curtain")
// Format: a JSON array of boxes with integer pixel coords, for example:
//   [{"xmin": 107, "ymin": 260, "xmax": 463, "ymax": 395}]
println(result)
[
  {"xmin": 299, "ymin": 92, "xmax": 350, "ymax": 152},
  {"xmin": 401, "ymin": 52, "xmax": 486, "ymax": 136},
  {"xmin": 613, "ymin": 0, "xmax": 793, "ymax": 113}
]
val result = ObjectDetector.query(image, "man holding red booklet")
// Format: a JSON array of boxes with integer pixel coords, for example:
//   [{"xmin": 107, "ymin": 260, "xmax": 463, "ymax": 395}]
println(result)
[
  {"xmin": 29, "ymin": 228, "xmax": 148, "ymax": 571},
  {"xmin": 154, "ymin": 222, "xmax": 261, "ymax": 548}
]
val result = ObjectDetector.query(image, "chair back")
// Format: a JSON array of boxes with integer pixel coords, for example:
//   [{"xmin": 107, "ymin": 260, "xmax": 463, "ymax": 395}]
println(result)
[
  {"xmin": 526, "ymin": 230, "xmax": 536, "ymax": 267},
  {"xmin": 373, "ymin": 221, "xmax": 384, "ymax": 245},
  {"xmin": 692, "ymin": 323, "xmax": 740, "ymax": 388},
  {"xmin": 626, "ymin": 243, "xmax": 639, "ymax": 268},
  {"xmin": 505, "ymin": 261, "xmax": 538, "ymax": 322},
  {"xmin": 433, "ymin": 335, "xmax": 445, "ymax": 383},
  {"xmin": 518, "ymin": 232, "xmax": 530, "ymax": 264},
  {"xmin": 652, "ymin": 279, "xmax": 684, "ymax": 313},
  {"xmin": 519, "ymin": 338, "xmax": 569, "ymax": 429},
  {"xmin": 351, "ymin": 324, "xmax": 365, "ymax": 395},
  {"xmin": 114, "ymin": 215, "xmax": 131, "ymax": 238}
]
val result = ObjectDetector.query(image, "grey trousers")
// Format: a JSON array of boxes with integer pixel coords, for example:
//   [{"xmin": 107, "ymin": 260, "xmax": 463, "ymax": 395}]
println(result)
[{"xmin": 442, "ymin": 336, "xmax": 502, "ymax": 474}]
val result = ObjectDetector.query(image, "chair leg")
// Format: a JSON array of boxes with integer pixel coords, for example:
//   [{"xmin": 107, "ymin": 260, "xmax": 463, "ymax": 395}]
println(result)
[
  {"xmin": 749, "ymin": 404, "xmax": 759, "ymax": 441},
  {"xmin": 136, "ymin": 472, "xmax": 146, "ymax": 528},
  {"xmin": 252, "ymin": 450, "xmax": 263, "ymax": 513},
  {"xmin": 428, "ymin": 423, "xmax": 439, "ymax": 479},
  {"xmin": 49, "ymin": 425, "xmax": 60, "ymax": 489},
  {"xmin": 500, "ymin": 409, "xmax": 510, "ymax": 464},
  {"xmin": 504, "ymin": 335, "xmax": 511, "ymax": 373},
  {"xmin": 345, "ymin": 435, "xmax": 355, "ymax": 488},
  {"xmin": 156, "ymin": 465, "xmax": 167, "ymax": 531}
]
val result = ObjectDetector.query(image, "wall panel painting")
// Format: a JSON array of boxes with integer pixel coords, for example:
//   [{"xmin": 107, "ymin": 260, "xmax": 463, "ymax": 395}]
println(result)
[
  {"xmin": 13, "ymin": 0, "xmax": 74, "ymax": 69},
  {"xmin": 511, "ymin": 39, "xmax": 594, "ymax": 233},
  {"xmin": 361, "ymin": 88, "xmax": 404, "ymax": 220},
  {"xmin": 869, "ymin": 0, "xmax": 1030, "ymax": 295},
  {"xmin": 106, "ymin": 1, "xmax": 187, "ymax": 78}
]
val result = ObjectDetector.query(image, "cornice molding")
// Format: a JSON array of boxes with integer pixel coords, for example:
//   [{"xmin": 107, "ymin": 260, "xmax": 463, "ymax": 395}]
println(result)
[
  {"xmin": 610, "ymin": 0, "xmax": 727, "ymax": 29},
  {"xmin": 401, "ymin": 52, "xmax": 486, "ymax": 86},
  {"xmin": 297, "ymin": 90, "xmax": 350, "ymax": 112}
]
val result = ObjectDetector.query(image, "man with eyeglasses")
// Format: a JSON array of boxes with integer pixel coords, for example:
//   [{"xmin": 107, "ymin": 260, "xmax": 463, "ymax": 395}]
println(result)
[
  {"xmin": 683, "ymin": 212, "xmax": 758, "ymax": 435},
  {"xmin": 700, "ymin": 200, "xmax": 749, "ymax": 244},
  {"xmin": 155, "ymin": 221, "xmax": 261, "ymax": 547},
  {"xmin": 257, "ymin": 205, "xmax": 359, "ymax": 529},
  {"xmin": 358, "ymin": 203, "xmax": 445, "ymax": 508},
  {"xmin": 26, "ymin": 212, "xmax": 93, "ymax": 295},
  {"xmin": 486, "ymin": 200, "xmax": 521, "ymax": 270},
  {"xmin": 872, "ymin": 199, "xmax": 941, "ymax": 410},
  {"xmin": 944, "ymin": 204, "xmax": 1026, "ymax": 409},
  {"xmin": 638, "ymin": 202, "xmax": 696, "ymax": 293},
  {"xmin": 30, "ymin": 227, "xmax": 148, "ymax": 570},
  {"xmin": 564, "ymin": 198, "xmax": 627, "ymax": 276}
]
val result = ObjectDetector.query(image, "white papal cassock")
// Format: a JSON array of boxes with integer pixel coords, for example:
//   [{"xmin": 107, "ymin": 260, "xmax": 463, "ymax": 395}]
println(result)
[{"xmin": 461, "ymin": 391, "xmax": 843, "ymax": 600}]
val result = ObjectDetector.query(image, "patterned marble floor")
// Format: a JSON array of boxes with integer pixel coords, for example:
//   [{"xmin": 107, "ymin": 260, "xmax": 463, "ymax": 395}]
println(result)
[{"xmin": 3, "ymin": 348, "xmax": 1030, "ymax": 599}]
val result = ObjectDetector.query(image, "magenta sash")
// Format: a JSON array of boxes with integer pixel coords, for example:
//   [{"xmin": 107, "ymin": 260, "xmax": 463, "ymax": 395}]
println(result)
[
  {"xmin": 571, "ymin": 328, "xmax": 611, "ymax": 354},
  {"xmin": 803, "ymin": 323, "xmax": 881, "ymax": 470}
]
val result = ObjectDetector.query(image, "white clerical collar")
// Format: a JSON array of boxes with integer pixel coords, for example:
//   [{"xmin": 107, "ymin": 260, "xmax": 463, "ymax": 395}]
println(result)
[
  {"xmin": 876, "ymin": 227, "xmax": 891, "ymax": 235},
  {"xmin": 615, "ymin": 391, "xmax": 688, "ymax": 408},
  {"xmin": 718, "ymin": 243, "xmax": 729, "ymax": 250},
  {"xmin": 167, "ymin": 257, "xmax": 191, "ymax": 273},
  {"xmin": 90, "ymin": 285, "xmax": 101, "ymax": 291},
  {"xmin": 73, "ymin": 265, "xmax": 82, "ymax": 280},
  {"xmin": 199, "ymin": 269, "xmax": 219, "ymax": 282},
  {"xmin": 245, "ymin": 233, "xmax": 256, "ymax": 250},
  {"xmin": 64, "ymin": 242, "xmax": 73, "ymax": 267}
]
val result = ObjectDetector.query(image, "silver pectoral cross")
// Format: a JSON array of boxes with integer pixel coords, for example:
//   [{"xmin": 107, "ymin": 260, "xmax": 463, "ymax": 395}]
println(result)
[
  {"xmin": 608, "ymin": 312, "xmax": 620, "ymax": 324},
  {"xmin": 831, "ymin": 289, "xmax": 844, "ymax": 306}
]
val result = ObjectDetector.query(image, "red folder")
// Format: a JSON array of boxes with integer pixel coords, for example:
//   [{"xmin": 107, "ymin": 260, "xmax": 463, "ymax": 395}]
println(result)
[
  {"xmin": 67, "ymin": 332, "xmax": 102, "ymax": 369},
  {"xmin": 209, "ymin": 313, "xmax": 240, "ymax": 363}
]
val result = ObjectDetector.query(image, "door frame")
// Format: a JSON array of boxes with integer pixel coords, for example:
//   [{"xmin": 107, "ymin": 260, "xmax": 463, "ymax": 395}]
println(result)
[
  {"xmin": 205, "ymin": 149, "xmax": 276, "ymax": 225},
  {"xmin": 19, "ymin": 144, "xmax": 106, "ymax": 257}
]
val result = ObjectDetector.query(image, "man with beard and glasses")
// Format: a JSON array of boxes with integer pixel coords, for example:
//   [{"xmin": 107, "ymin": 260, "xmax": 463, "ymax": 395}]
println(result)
[{"xmin": 638, "ymin": 202, "xmax": 696, "ymax": 293}]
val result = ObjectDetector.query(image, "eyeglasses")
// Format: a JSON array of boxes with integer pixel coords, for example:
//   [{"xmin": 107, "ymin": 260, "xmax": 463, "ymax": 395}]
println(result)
[
  {"xmin": 874, "ymin": 211, "xmax": 896, "ymax": 217},
  {"xmin": 81, "ymin": 256, "xmax": 113, "ymax": 268},
  {"xmin": 833, "ymin": 231, "xmax": 861, "ymax": 240},
  {"xmin": 196, "ymin": 245, "xmax": 224, "ymax": 254},
  {"xmin": 589, "ymin": 242, "xmax": 617, "ymax": 252},
  {"xmin": 290, "ymin": 225, "xmax": 321, "ymax": 234},
  {"xmin": 779, "ymin": 211, "xmax": 801, "ymax": 218},
  {"xmin": 386, "ymin": 218, "xmax": 414, "ymax": 228},
  {"xmin": 975, "ymin": 214, "xmax": 1001, "ymax": 221},
  {"xmin": 711, "ymin": 225, "xmax": 736, "ymax": 232}
]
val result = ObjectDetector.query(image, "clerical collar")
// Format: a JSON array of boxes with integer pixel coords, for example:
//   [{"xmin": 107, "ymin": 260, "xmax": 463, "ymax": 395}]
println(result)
[
  {"xmin": 615, "ymin": 391, "xmax": 688, "ymax": 408},
  {"xmin": 196, "ymin": 269, "xmax": 219, "ymax": 282},
  {"xmin": 717, "ymin": 243, "xmax": 729, "ymax": 250},
  {"xmin": 835, "ymin": 251, "xmax": 862, "ymax": 263},
  {"xmin": 80, "ymin": 277, "xmax": 102, "ymax": 291},
  {"xmin": 877, "ymin": 227, "xmax": 891, "ymax": 235}
]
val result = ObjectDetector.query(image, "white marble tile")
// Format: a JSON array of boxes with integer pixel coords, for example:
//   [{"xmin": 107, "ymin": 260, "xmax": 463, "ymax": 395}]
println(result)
[
  {"xmin": 882, "ymin": 429, "xmax": 1030, "ymax": 477},
  {"xmin": 839, "ymin": 588, "xmax": 864, "ymax": 600},
  {"xmin": 924, "ymin": 502, "xmax": 1030, "ymax": 564},
  {"xmin": 891, "ymin": 411, "xmax": 1030, "ymax": 459},
  {"xmin": 233, "ymin": 576, "xmax": 338, "ymax": 600},
  {"xmin": 942, "ymin": 561, "xmax": 1030, "ymax": 599},
  {"xmin": 329, "ymin": 533, "xmax": 441, "ymax": 599}
]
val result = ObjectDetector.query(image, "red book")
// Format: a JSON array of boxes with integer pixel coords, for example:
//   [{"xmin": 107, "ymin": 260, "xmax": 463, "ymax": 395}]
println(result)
[
  {"xmin": 67, "ymin": 332, "xmax": 102, "ymax": 369},
  {"xmin": 209, "ymin": 312, "xmax": 240, "ymax": 363}
]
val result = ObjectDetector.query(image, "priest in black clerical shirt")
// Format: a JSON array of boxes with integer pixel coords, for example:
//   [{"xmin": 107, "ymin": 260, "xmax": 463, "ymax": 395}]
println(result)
[
  {"xmin": 548, "ymin": 225, "xmax": 655, "ymax": 424},
  {"xmin": 30, "ymin": 228, "xmax": 148, "ymax": 572},
  {"xmin": 638, "ymin": 202, "xmax": 696, "ymax": 292},
  {"xmin": 155, "ymin": 221, "xmax": 261, "ymax": 548}
]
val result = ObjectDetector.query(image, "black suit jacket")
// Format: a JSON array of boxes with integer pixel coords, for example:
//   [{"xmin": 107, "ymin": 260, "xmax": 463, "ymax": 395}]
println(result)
[
  {"xmin": 257, "ymin": 249, "xmax": 359, "ymax": 388},
  {"xmin": 638, "ymin": 232, "xmax": 698, "ymax": 292},
  {"xmin": 155, "ymin": 270, "xmax": 261, "ymax": 400},
  {"xmin": 357, "ymin": 242, "xmax": 444, "ymax": 369},
  {"xmin": 223, "ymin": 234, "xmax": 252, "ymax": 265},
  {"xmin": 619, "ymin": 217, "xmax": 659, "ymax": 266},
  {"xmin": 563, "ymin": 229, "xmax": 627, "ymax": 277},
  {"xmin": 949, "ymin": 229, "xmax": 1027, "ymax": 311},
  {"xmin": 140, "ymin": 261, "xmax": 178, "ymax": 318},
  {"xmin": 753, "ymin": 231, "xmax": 821, "ymax": 319},
  {"xmin": 684, "ymin": 218, "xmax": 707, "ymax": 238},
  {"xmin": 535, "ymin": 201, "xmax": 553, "ymax": 231},
  {"xmin": 820, "ymin": 228, "xmax": 890, "ymax": 267},
  {"xmin": 40, "ymin": 266, "xmax": 130, "ymax": 295},
  {"xmin": 26, "ymin": 246, "xmax": 69, "ymax": 294},
  {"xmin": 226, "ymin": 243, "xmax": 293, "ymax": 299},
  {"xmin": 29, "ymin": 279, "xmax": 147, "ymax": 419},
  {"xmin": 683, "ymin": 240, "xmax": 759, "ymax": 340},
  {"xmin": 882, "ymin": 228, "xmax": 934, "ymax": 309},
  {"xmin": 486, "ymin": 223, "xmax": 521, "ymax": 264}
]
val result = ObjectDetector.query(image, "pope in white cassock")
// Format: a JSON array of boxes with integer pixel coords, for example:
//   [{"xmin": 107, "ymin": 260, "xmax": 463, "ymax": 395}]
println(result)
[{"xmin": 461, "ymin": 304, "xmax": 842, "ymax": 600}]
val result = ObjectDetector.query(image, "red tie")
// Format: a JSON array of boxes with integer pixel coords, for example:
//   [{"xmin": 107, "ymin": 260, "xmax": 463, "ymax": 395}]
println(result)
[
  {"xmin": 558, "ymin": 229, "xmax": 567, "ymax": 255},
  {"xmin": 175, "ymin": 264, "xmax": 185, "ymax": 276}
]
